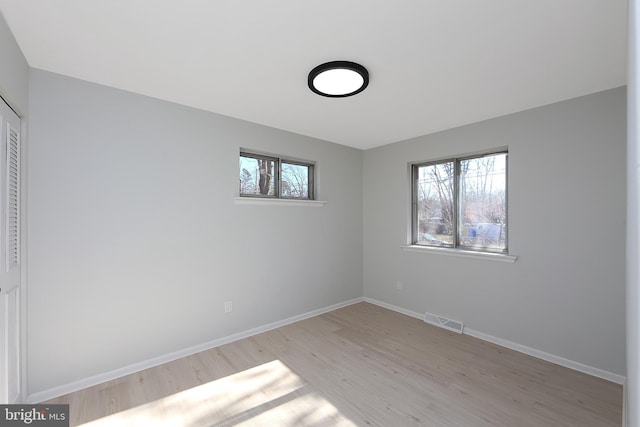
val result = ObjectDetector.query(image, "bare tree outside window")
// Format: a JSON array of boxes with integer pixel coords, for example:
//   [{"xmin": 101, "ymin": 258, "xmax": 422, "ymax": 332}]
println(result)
[
  {"xmin": 258, "ymin": 159, "xmax": 274, "ymax": 195},
  {"xmin": 459, "ymin": 154, "xmax": 507, "ymax": 250},
  {"xmin": 239, "ymin": 152, "xmax": 314, "ymax": 199},
  {"xmin": 239, "ymin": 155, "xmax": 275, "ymax": 196},
  {"xmin": 414, "ymin": 151, "xmax": 507, "ymax": 253},
  {"xmin": 281, "ymin": 162, "xmax": 310, "ymax": 199},
  {"xmin": 416, "ymin": 162, "xmax": 454, "ymax": 245}
]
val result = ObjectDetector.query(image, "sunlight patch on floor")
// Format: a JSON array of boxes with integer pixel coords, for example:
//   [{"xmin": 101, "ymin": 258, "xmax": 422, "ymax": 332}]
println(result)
[{"xmin": 77, "ymin": 360, "xmax": 356, "ymax": 426}]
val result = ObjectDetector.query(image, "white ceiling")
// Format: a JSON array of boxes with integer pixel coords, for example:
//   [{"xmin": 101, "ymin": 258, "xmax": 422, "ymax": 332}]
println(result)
[{"xmin": 0, "ymin": 0, "xmax": 628, "ymax": 150}]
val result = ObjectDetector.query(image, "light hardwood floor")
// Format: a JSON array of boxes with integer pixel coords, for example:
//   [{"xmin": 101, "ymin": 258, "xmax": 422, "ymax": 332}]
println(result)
[{"xmin": 45, "ymin": 302, "xmax": 622, "ymax": 426}]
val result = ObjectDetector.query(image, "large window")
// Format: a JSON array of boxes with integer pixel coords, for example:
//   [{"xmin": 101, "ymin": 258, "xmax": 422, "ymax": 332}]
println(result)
[
  {"xmin": 412, "ymin": 151, "xmax": 508, "ymax": 253},
  {"xmin": 239, "ymin": 151, "xmax": 314, "ymax": 199}
]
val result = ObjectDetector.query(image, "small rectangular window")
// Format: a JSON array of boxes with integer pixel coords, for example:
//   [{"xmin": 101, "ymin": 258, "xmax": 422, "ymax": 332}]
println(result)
[
  {"xmin": 413, "ymin": 151, "xmax": 508, "ymax": 253},
  {"xmin": 239, "ymin": 151, "xmax": 314, "ymax": 200}
]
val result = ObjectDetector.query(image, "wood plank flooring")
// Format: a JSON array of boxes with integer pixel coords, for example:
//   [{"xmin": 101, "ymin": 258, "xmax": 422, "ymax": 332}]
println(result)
[{"xmin": 44, "ymin": 302, "xmax": 622, "ymax": 426}]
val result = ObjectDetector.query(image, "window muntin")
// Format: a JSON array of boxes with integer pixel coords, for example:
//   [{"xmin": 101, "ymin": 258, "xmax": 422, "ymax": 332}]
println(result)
[
  {"xmin": 239, "ymin": 152, "xmax": 314, "ymax": 200},
  {"xmin": 413, "ymin": 151, "xmax": 507, "ymax": 253}
]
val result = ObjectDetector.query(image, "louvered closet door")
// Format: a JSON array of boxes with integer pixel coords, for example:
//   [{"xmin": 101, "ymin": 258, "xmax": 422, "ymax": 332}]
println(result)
[{"xmin": 0, "ymin": 97, "xmax": 21, "ymax": 404}]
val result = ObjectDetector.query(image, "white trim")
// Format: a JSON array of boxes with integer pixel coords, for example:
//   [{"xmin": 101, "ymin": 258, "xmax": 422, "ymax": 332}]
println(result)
[
  {"xmin": 234, "ymin": 197, "xmax": 327, "ymax": 207},
  {"xmin": 363, "ymin": 298, "xmax": 424, "ymax": 320},
  {"xmin": 27, "ymin": 297, "xmax": 364, "ymax": 403},
  {"xmin": 29, "ymin": 296, "xmax": 624, "ymax": 403},
  {"xmin": 401, "ymin": 245, "xmax": 518, "ymax": 263},
  {"xmin": 463, "ymin": 328, "xmax": 626, "ymax": 385},
  {"xmin": 623, "ymin": 377, "xmax": 627, "ymax": 427},
  {"xmin": 363, "ymin": 298, "xmax": 625, "ymax": 385}
]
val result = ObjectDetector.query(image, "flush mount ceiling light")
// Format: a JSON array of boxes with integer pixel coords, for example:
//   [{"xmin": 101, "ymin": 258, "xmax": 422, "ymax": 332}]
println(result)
[{"xmin": 308, "ymin": 61, "xmax": 369, "ymax": 98}]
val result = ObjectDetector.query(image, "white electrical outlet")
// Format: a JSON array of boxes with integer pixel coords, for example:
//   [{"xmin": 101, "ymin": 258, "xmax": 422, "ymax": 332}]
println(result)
[
  {"xmin": 396, "ymin": 281, "xmax": 403, "ymax": 290},
  {"xmin": 224, "ymin": 301, "xmax": 232, "ymax": 313}
]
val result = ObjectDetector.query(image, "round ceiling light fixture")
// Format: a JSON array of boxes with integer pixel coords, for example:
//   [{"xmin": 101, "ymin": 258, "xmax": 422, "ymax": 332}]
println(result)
[{"xmin": 308, "ymin": 61, "xmax": 369, "ymax": 98}]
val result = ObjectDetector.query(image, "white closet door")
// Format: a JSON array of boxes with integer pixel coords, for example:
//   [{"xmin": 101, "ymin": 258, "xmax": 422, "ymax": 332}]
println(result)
[{"xmin": 0, "ymin": 96, "xmax": 21, "ymax": 404}]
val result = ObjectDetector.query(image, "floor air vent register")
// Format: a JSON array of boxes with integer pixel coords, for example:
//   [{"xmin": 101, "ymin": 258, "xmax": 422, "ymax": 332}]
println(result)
[{"xmin": 424, "ymin": 312, "xmax": 464, "ymax": 334}]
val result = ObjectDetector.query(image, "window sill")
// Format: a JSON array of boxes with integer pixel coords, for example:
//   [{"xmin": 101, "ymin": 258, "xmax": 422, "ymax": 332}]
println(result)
[
  {"xmin": 401, "ymin": 245, "xmax": 518, "ymax": 263},
  {"xmin": 234, "ymin": 197, "xmax": 327, "ymax": 207}
]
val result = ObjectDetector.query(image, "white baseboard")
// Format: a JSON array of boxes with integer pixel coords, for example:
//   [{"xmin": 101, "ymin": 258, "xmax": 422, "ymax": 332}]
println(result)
[
  {"xmin": 363, "ymin": 297, "xmax": 426, "ymax": 320},
  {"xmin": 622, "ymin": 378, "xmax": 627, "ymax": 427},
  {"xmin": 27, "ymin": 297, "xmax": 365, "ymax": 403},
  {"xmin": 29, "ymin": 296, "xmax": 624, "ymax": 403},
  {"xmin": 363, "ymin": 297, "xmax": 626, "ymax": 385}
]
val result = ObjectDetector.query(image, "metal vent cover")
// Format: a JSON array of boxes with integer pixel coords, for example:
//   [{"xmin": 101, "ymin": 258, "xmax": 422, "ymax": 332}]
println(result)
[{"xmin": 424, "ymin": 311, "xmax": 464, "ymax": 334}]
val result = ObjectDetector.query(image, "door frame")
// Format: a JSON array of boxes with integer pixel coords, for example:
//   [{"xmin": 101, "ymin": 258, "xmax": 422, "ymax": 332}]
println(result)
[{"xmin": 0, "ymin": 92, "xmax": 24, "ymax": 404}]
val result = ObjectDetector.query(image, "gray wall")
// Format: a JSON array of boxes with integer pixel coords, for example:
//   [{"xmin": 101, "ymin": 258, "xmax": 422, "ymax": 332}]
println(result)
[
  {"xmin": 627, "ymin": 1, "xmax": 639, "ymax": 423},
  {"xmin": 0, "ymin": 11, "xmax": 28, "ymax": 114},
  {"xmin": 6, "ymin": 9, "xmax": 627, "ymax": 395},
  {"xmin": 27, "ymin": 69, "xmax": 363, "ymax": 394},
  {"xmin": 22, "ymin": 71, "xmax": 631, "ymax": 394},
  {"xmin": 363, "ymin": 87, "xmax": 627, "ymax": 376}
]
